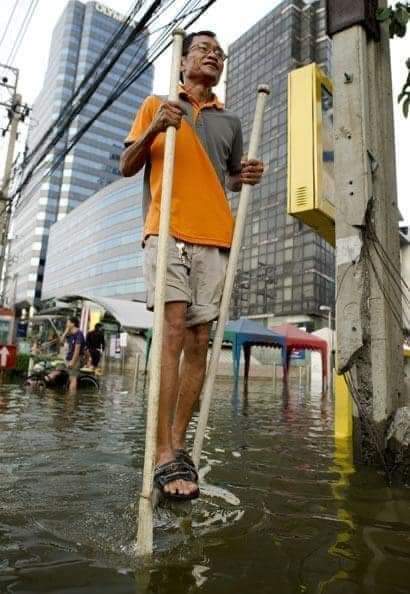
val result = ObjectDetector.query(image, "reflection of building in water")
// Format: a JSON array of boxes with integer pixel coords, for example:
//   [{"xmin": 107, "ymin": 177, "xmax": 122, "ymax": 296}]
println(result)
[
  {"xmin": 226, "ymin": 0, "xmax": 334, "ymax": 329},
  {"xmin": 321, "ymin": 436, "xmax": 356, "ymax": 588}
]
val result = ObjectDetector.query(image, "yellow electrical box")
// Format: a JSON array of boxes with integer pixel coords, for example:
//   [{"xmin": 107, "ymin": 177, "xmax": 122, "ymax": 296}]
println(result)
[{"xmin": 287, "ymin": 63, "xmax": 335, "ymax": 246}]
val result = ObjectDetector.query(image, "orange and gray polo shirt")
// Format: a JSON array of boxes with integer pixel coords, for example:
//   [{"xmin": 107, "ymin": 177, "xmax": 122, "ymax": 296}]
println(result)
[{"xmin": 124, "ymin": 86, "xmax": 243, "ymax": 248}]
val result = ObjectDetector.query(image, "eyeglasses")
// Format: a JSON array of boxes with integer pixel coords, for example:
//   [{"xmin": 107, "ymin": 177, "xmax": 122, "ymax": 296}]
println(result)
[{"xmin": 188, "ymin": 43, "xmax": 227, "ymax": 62}]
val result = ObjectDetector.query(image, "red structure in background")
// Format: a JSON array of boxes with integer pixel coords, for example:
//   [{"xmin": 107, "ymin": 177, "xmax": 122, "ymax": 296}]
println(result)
[
  {"xmin": 0, "ymin": 344, "xmax": 16, "ymax": 369},
  {"xmin": 270, "ymin": 323, "xmax": 328, "ymax": 384}
]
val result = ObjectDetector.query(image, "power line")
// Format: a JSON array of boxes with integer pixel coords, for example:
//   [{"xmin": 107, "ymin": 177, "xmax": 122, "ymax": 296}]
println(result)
[
  {"xmin": 343, "ymin": 371, "xmax": 391, "ymax": 482},
  {"xmin": 6, "ymin": 0, "xmax": 39, "ymax": 66},
  {"xmin": 21, "ymin": 0, "xmax": 150, "ymax": 173},
  {"xmin": 0, "ymin": 0, "xmax": 21, "ymax": 49},
  {"xmin": 13, "ymin": 0, "xmax": 168, "ymax": 203},
  {"xmin": 12, "ymin": 0, "xmax": 216, "ymax": 209},
  {"xmin": 17, "ymin": 0, "xmax": 159, "ymax": 192}
]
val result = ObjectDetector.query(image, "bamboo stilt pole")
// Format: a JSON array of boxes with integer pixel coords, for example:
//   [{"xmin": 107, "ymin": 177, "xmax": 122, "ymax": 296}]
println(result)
[
  {"xmin": 192, "ymin": 85, "xmax": 270, "ymax": 469},
  {"xmin": 135, "ymin": 29, "xmax": 185, "ymax": 557},
  {"xmin": 272, "ymin": 362, "xmax": 276, "ymax": 394},
  {"xmin": 132, "ymin": 352, "xmax": 141, "ymax": 393}
]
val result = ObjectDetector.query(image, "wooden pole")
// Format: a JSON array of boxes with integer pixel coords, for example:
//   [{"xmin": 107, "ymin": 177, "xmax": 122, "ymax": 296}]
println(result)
[
  {"xmin": 272, "ymin": 362, "xmax": 276, "ymax": 394},
  {"xmin": 132, "ymin": 352, "xmax": 140, "ymax": 393},
  {"xmin": 192, "ymin": 85, "xmax": 270, "ymax": 469},
  {"xmin": 121, "ymin": 347, "xmax": 126, "ymax": 373},
  {"xmin": 135, "ymin": 29, "xmax": 185, "ymax": 557}
]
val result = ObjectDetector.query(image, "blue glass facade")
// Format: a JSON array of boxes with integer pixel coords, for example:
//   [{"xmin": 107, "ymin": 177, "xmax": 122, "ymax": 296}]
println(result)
[
  {"xmin": 6, "ymin": 1, "xmax": 152, "ymax": 306},
  {"xmin": 42, "ymin": 176, "xmax": 145, "ymax": 300},
  {"xmin": 226, "ymin": 0, "xmax": 334, "ymax": 328}
]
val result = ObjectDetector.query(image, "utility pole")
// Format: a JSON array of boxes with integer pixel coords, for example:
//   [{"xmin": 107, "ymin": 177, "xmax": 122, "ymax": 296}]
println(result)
[
  {"xmin": 0, "ymin": 65, "xmax": 28, "ymax": 305},
  {"xmin": 327, "ymin": 1, "xmax": 408, "ymax": 481}
]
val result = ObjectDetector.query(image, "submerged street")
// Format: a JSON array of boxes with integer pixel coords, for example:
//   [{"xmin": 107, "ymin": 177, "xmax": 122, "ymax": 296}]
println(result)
[{"xmin": 1, "ymin": 374, "xmax": 409, "ymax": 594}]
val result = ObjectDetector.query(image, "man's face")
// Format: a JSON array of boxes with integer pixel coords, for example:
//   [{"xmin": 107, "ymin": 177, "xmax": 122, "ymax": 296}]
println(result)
[
  {"xmin": 66, "ymin": 319, "xmax": 74, "ymax": 333},
  {"xmin": 181, "ymin": 35, "xmax": 225, "ymax": 87}
]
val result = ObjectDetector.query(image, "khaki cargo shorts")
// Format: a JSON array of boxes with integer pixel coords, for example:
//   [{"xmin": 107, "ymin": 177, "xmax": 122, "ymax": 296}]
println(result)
[{"xmin": 144, "ymin": 235, "xmax": 229, "ymax": 327}]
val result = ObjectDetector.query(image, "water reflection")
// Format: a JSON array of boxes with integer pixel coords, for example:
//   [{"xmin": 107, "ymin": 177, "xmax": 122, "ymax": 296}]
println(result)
[{"xmin": 0, "ymin": 375, "xmax": 409, "ymax": 594}]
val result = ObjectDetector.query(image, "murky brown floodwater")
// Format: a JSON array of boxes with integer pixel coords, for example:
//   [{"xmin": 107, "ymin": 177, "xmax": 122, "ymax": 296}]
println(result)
[{"xmin": 1, "ymin": 373, "xmax": 409, "ymax": 594}]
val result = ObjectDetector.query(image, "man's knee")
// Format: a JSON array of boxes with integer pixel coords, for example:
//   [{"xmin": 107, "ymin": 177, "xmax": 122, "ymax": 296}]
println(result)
[
  {"xmin": 185, "ymin": 324, "xmax": 210, "ymax": 359},
  {"xmin": 194, "ymin": 324, "xmax": 210, "ymax": 347},
  {"xmin": 164, "ymin": 304, "xmax": 186, "ymax": 352}
]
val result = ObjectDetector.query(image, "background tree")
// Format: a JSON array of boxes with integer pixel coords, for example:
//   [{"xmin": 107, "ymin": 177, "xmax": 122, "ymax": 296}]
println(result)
[{"xmin": 377, "ymin": 2, "xmax": 410, "ymax": 117}]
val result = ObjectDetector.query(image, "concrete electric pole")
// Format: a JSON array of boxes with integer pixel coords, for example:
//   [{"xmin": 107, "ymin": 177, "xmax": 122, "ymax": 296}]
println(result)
[
  {"xmin": 0, "ymin": 65, "xmax": 27, "ymax": 304},
  {"xmin": 327, "ymin": 1, "xmax": 409, "ymax": 481}
]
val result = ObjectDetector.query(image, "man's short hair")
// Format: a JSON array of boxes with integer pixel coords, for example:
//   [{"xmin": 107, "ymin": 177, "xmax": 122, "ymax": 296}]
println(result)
[
  {"xmin": 69, "ymin": 316, "xmax": 80, "ymax": 328},
  {"xmin": 180, "ymin": 30, "xmax": 217, "ymax": 82},
  {"xmin": 182, "ymin": 30, "xmax": 217, "ymax": 56},
  {"xmin": 95, "ymin": 323, "xmax": 103, "ymax": 330}
]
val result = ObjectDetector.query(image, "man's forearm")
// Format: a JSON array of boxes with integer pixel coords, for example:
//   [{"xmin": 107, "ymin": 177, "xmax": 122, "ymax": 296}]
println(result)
[
  {"xmin": 227, "ymin": 173, "xmax": 242, "ymax": 192},
  {"xmin": 120, "ymin": 125, "xmax": 159, "ymax": 177}
]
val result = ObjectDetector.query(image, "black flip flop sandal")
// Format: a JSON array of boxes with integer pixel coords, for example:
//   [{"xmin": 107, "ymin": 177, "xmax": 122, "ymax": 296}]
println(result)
[
  {"xmin": 153, "ymin": 459, "xmax": 199, "ymax": 501},
  {"xmin": 175, "ymin": 448, "xmax": 198, "ymax": 479}
]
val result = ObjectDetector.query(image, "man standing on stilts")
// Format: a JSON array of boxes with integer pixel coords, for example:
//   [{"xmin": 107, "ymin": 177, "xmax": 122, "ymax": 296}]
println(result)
[{"xmin": 121, "ymin": 31, "xmax": 264, "ymax": 500}]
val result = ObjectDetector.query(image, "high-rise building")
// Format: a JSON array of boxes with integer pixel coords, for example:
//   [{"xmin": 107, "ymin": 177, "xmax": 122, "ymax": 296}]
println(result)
[
  {"xmin": 42, "ymin": 176, "xmax": 145, "ymax": 301},
  {"xmin": 5, "ymin": 1, "xmax": 152, "ymax": 307},
  {"xmin": 226, "ymin": 0, "xmax": 334, "ymax": 329}
]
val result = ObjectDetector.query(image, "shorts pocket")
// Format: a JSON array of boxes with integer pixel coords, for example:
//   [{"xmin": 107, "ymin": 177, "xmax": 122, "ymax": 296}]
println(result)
[{"xmin": 192, "ymin": 248, "xmax": 228, "ymax": 307}]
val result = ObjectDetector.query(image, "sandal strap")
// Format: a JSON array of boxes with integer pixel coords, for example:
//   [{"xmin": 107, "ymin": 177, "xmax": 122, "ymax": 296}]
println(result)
[
  {"xmin": 153, "ymin": 459, "xmax": 197, "ymax": 489},
  {"xmin": 175, "ymin": 449, "xmax": 198, "ymax": 480}
]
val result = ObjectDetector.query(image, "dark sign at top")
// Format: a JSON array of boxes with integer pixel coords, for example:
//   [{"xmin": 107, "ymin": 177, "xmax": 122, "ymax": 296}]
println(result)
[{"xmin": 326, "ymin": 0, "xmax": 380, "ymax": 40}]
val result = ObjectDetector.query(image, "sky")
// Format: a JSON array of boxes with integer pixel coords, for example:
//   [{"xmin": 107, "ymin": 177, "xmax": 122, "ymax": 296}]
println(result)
[{"xmin": 0, "ymin": 0, "xmax": 408, "ymax": 222}]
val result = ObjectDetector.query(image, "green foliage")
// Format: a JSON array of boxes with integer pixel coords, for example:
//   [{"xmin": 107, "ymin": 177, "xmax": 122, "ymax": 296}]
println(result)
[
  {"xmin": 398, "ymin": 59, "xmax": 410, "ymax": 118},
  {"xmin": 15, "ymin": 353, "xmax": 30, "ymax": 372},
  {"xmin": 377, "ymin": 3, "xmax": 410, "ymax": 37},
  {"xmin": 377, "ymin": 3, "xmax": 410, "ymax": 117}
]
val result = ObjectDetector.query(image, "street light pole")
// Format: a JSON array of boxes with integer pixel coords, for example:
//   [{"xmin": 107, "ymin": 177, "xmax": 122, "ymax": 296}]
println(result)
[
  {"xmin": 0, "ymin": 65, "xmax": 28, "ymax": 305},
  {"xmin": 320, "ymin": 304, "xmax": 332, "ymax": 394}
]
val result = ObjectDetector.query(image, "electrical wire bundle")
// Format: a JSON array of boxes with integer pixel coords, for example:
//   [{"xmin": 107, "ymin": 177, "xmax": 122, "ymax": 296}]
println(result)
[
  {"xmin": 13, "ymin": 0, "xmax": 162, "ymax": 203},
  {"xmin": 6, "ymin": 0, "xmax": 39, "ymax": 66},
  {"xmin": 11, "ymin": 0, "xmax": 217, "ymax": 210},
  {"xmin": 339, "ymin": 206, "xmax": 409, "ymax": 483},
  {"xmin": 343, "ymin": 369, "xmax": 392, "ymax": 483},
  {"xmin": 363, "ymin": 213, "xmax": 410, "ymax": 330}
]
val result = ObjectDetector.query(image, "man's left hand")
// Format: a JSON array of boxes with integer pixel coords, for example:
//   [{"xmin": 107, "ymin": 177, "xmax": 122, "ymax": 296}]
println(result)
[{"xmin": 240, "ymin": 159, "xmax": 264, "ymax": 185}]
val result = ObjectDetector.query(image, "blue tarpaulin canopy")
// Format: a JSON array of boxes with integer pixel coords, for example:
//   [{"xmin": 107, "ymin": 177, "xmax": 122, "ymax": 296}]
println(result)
[
  {"xmin": 223, "ymin": 319, "xmax": 286, "ymax": 385},
  {"xmin": 145, "ymin": 319, "xmax": 286, "ymax": 384}
]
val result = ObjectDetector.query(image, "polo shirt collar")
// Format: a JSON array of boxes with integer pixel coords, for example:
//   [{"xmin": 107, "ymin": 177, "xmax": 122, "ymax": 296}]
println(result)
[{"xmin": 178, "ymin": 84, "xmax": 224, "ymax": 110}]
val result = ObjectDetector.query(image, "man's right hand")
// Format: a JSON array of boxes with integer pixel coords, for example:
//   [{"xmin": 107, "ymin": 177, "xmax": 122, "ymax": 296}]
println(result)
[
  {"xmin": 150, "ymin": 101, "xmax": 186, "ymax": 134},
  {"xmin": 121, "ymin": 101, "xmax": 186, "ymax": 178}
]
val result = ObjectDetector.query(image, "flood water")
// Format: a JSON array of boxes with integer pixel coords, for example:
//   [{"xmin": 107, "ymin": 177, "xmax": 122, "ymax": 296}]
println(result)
[{"xmin": 1, "ymin": 373, "xmax": 409, "ymax": 594}]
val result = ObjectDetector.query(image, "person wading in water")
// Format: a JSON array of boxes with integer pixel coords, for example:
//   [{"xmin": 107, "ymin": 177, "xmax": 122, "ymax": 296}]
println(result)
[{"xmin": 121, "ymin": 31, "xmax": 264, "ymax": 501}]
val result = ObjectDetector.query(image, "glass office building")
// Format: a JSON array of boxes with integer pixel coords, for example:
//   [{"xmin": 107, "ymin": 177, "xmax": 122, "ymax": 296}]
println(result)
[
  {"xmin": 5, "ymin": 1, "xmax": 152, "ymax": 306},
  {"xmin": 226, "ymin": 0, "xmax": 334, "ymax": 328},
  {"xmin": 42, "ymin": 176, "xmax": 145, "ymax": 300}
]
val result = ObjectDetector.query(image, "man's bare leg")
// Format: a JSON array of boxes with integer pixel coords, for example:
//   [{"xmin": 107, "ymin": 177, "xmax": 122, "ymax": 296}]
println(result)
[
  {"xmin": 172, "ymin": 323, "xmax": 210, "ymax": 453},
  {"xmin": 156, "ymin": 301, "xmax": 195, "ymax": 497},
  {"xmin": 68, "ymin": 376, "xmax": 78, "ymax": 395}
]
